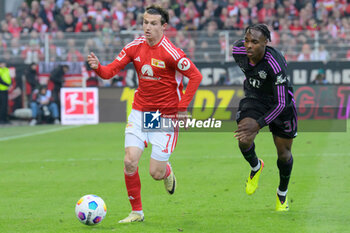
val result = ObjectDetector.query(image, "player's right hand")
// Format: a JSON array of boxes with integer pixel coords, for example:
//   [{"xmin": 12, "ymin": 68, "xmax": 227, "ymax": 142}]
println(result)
[{"xmin": 87, "ymin": 52, "xmax": 99, "ymax": 69}]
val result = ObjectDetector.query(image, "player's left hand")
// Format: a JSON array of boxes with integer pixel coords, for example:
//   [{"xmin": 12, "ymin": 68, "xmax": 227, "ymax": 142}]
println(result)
[{"xmin": 234, "ymin": 118, "xmax": 260, "ymax": 142}]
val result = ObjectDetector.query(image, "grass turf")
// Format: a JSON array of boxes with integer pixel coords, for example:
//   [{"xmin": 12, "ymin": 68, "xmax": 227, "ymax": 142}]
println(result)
[{"xmin": 0, "ymin": 121, "xmax": 349, "ymax": 233}]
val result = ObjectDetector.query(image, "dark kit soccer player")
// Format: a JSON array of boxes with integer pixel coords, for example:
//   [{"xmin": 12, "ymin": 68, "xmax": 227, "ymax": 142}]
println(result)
[{"xmin": 232, "ymin": 24, "xmax": 297, "ymax": 211}]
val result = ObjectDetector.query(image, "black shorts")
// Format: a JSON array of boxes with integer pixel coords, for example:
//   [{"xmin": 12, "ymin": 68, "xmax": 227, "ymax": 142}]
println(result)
[{"xmin": 236, "ymin": 97, "xmax": 298, "ymax": 139}]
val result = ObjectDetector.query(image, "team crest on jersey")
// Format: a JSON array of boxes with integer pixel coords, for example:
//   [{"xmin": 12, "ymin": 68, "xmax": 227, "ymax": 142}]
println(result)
[
  {"xmin": 258, "ymin": 70, "xmax": 267, "ymax": 79},
  {"xmin": 151, "ymin": 58, "xmax": 166, "ymax": 68},
  {"xmin": 116, "ymin": 49, "xmax": 126, "ymax": 61},
  {"xmin": 141, "ymin": 65, "xmax": 154, "ymax": 76},
  {"xmin": 177, "ymin": 58, "xmax": 190, "ymax": 71}
]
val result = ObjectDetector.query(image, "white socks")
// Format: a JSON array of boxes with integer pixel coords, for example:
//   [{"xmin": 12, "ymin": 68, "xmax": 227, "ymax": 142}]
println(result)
[
  {"xmin": 251, "ymin": 160, "xmax": 261, "ymax": 172},
  {"xmin": 133, "ymin": 210, "xmax": 144, "ymax": 215},
  {"xmin": 277, "ymin": 188, "xmax": 288, "ymax": 196}
]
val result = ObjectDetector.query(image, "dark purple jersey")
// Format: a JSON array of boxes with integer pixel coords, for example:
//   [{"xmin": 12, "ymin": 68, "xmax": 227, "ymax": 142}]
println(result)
[{"xmin": 232, "ymin": 39, "xmax": 296, "ymax": 128}]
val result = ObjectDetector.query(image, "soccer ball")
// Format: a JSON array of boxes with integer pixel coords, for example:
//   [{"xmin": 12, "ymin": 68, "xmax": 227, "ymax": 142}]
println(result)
[{"xmin": 75, "ymin": 194, "xmax": 107, "ymax": 225}]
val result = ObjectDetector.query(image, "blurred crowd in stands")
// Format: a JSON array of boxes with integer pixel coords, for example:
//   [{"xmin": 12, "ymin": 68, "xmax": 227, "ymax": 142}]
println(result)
[{"xmin": 1, "ymin": 0, "xmax": 350, "ymax": 63}]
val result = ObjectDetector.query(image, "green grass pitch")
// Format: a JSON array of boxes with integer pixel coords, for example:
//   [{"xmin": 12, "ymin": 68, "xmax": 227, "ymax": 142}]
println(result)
[{"xmin": 0, "ymin": 121, "xmax": 349, "ymax": 233}]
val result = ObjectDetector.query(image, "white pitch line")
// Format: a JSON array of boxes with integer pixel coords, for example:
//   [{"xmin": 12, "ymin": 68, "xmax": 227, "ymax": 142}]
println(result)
[
  {"xmin": 0, "ymin": 153, "xmax": 348, "ymax": 164},
  {"xmin": 0, "ymin": 125, "xmax": 83, "ymax": 142},
  {"xmin": 1, "ymin": 157, "xmax": 121, "ymax": 164}
]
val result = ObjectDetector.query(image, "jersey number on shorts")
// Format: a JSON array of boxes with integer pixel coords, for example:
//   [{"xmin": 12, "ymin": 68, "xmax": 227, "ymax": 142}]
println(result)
[
  {"xmin": 283, "ymin": 119, "xmax": 297, "ymax": 132},
  {"xmin": 162, "ymin": 134, "xmax": 172, "ymax": 153}
]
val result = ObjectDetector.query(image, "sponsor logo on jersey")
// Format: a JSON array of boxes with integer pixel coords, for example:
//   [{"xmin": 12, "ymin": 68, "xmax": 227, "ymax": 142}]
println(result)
[
  {"xmin": 177, "ymin": 57, "xmax": 191, "ymax": 71},
  {"xmin": 140, "ymin": 64, "xmax": 161, "ymax": 80},
  {"xmin": 134, "ymin": 56, "xmax": 141, "ymax": 62},
  {"xmin": 116, "ymin": 49, "xmax": 126, "ymax": 61},
  {"xmin": 275, "ymin": 74, "xmax": 287, "ymax": 85},
  {"xmin": 258, "ymin": 70, "xmax": 267, "ymax": 79},
  {"xmin": 151, "ymin": 58, "xmax": 166, "ymax": 68},
  {"xmin": 249, "ymin": 78, "xmax": 261, "ymax": 88},
  {"xmin": 141, "ymin": 64, "xmax": 154, "ymax": 76}
]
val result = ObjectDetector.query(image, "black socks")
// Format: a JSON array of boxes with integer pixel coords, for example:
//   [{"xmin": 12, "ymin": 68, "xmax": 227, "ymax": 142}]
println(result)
[
  {"xmin": 240, "ymin": 143, "xmax": 259, "ymax": 168},
  {"xmin": 277, "ymin": 155, "xmax": 293, "ymax": 192}
]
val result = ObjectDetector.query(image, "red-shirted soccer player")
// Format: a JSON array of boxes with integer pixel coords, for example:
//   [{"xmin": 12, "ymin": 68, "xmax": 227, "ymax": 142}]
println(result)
[{"xmin": 87, "ymin": 5, "xmax": 202, "ymax": 223}]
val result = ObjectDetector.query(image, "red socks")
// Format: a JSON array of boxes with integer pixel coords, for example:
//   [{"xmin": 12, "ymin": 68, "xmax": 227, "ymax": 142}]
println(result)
[
  {"xmin": 124, "ymin": 164, "xmax": 171, "ymax": 211},
  {"xmin": 124, "ymin": 167, "xmax": 142, "ymax": 211}
]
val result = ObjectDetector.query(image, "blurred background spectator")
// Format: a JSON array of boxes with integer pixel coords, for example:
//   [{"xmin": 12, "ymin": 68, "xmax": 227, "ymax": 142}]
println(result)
[
  {"xmin": 25, "ymin": 62, "xmax": 39, "ymax": 102},
  {"xmin": 312, "ymin": 68, "xmax": 329, "ymax": 84},
  {"xmin": 29, "ymin": 84, "xmax": 60, "ymax": 126},
  {"xmin": 48, "ymin": 64, "xmax": 69, "ymax": 111},
  {"xmin": 0, "ymin": 60, "xmax": 11, "ymax": 124},
  {"xmin": 311, "ymin": 44, "xmax": 329, "ymax": 62}
]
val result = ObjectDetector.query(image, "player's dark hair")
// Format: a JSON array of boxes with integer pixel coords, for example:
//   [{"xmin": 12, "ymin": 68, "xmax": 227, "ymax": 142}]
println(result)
[
  {"xmin": 146, "ymin": 5, "xmax": 169, "ymax": 25},
  {"xmin": 245, "ymin": 24, "xmax": 271, "ymax": 42}
]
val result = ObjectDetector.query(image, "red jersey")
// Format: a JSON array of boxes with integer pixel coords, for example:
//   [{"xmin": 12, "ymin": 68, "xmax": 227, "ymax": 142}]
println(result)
[{"xmin": 94, "ymin": 35, "xmax": 202, "ymax": 114}]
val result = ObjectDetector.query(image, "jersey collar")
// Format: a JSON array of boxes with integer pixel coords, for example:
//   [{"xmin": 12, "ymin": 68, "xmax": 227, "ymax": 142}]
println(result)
[{"xmin": 147, "ymin": 35, "xmax": 165, "ymax": 48}]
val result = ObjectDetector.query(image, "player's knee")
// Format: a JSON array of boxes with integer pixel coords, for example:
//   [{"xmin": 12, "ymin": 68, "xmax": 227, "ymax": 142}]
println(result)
[
  {"xmin": 277, "ymin": 149, "xmax": 292, "ymax": 162},
  {"xmin": 149, "ymin": 168, "xmax": 164, "ymax": 180},
  {"xmin": 124, "ymin": 158, "xmax": 138, "ymax": 173},
  {"xmin": 124, "ymin": 149, "xmax": 138, "ymax": 172}
]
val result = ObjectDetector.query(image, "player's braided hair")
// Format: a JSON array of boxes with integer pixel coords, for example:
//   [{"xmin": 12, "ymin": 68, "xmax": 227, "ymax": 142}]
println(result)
[
  {"xmin": 146, "ymin": 5, "xmax": 169, "ymax": 25},
  {"xmin": 245, "ymin": 24, "xmax": 271, "ymax": 42}
]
